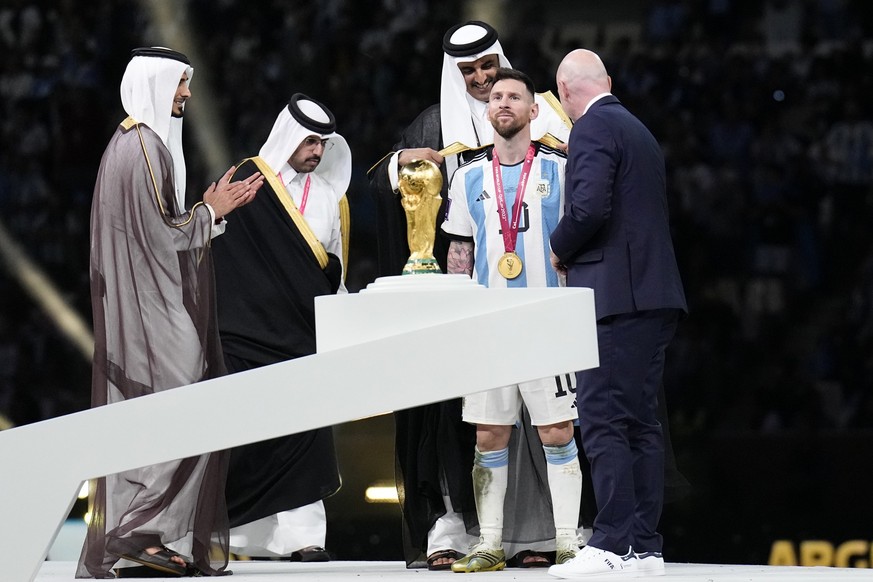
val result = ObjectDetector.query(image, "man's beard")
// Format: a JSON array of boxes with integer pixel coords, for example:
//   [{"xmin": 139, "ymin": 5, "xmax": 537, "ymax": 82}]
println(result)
[
  {"xmin": 172, "ymin": 110, "xmax": 185, "ymax": 119},
  {"xmin": 493, "ymin": 116, "xmax": 524, "ymax": 140}
]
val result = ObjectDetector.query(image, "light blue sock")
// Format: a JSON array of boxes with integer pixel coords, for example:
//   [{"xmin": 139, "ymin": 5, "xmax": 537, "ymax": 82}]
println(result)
[
  {"xmin": 474, "ymin": 446, "xmax": 509, "ymax": 468},
  {"xmin": 543, "ymin": 439, "xmax": 579, "ymax": 465},
  {"xmin": 473, "ymin": 447, "xmax": 509, "ymax": 547},
  {"xmin": 543, "ymin": 440, "xmax": 582, "ymax": 541}
]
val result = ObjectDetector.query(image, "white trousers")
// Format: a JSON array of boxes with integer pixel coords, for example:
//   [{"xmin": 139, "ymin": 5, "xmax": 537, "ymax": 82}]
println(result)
[
  {"xmin": 228, "ymin": 500, "xmax": 326, "ymax": 557},
  {"xmin": 426, "ymin": 492, "xmax": 478, "ymax": 556}
]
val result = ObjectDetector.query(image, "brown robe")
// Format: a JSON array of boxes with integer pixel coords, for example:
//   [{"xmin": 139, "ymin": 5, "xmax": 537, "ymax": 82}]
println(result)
[{"xmin": 76, "ymin": 119, "xmax": 230, "ymax": 578}]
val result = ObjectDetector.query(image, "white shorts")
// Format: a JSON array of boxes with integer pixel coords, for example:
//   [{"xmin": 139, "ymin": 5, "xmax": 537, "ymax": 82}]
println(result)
[{"xmin": 462, "ymin": 373, "xmax": 577, "ymax": 426}]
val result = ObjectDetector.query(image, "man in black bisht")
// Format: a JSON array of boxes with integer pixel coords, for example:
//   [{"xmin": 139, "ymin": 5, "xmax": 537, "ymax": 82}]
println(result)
[{"xmin": 212, "ymin": 94, "xmax": 351, "ymax": 562}]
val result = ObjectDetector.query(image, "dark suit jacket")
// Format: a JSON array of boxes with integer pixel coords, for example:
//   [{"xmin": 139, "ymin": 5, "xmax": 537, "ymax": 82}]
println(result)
[{"xmin": 550, "ymin": 95, "xmax": 687, "ymax": 320}]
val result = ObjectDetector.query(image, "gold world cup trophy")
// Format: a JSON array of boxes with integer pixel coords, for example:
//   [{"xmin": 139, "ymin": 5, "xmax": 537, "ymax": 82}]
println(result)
[{"xmin": 398, "ymin": 159, "xmax": 444, "ymax": 275}]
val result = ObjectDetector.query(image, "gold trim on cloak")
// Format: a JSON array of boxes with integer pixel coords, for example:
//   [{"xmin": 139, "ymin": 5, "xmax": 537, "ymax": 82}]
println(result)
[
  {"xmin": 539, "ymin": 90, "xmax": 573, "ymax": 129},
  {"xmin": 366, "ymin": 151, "xmax": 394, "ymax": 177},
  {"xmin": 126, "ymin": 116, "xmax": 206, "ymax": 231},
  {"xmin": 238, "ymin": 156, "xmax": 329, "ymax": 269},
  {"xmin": 444, "ymin": 136, "xmax": 566, "ymax": 156},
  {"xmin": 338, "ymin": 194, "xmax": 350, "ymax": 281},
  {"xmin": 536, "ymin": 133, "xmax": 565, "ymax": 150},
  {"xmin": 438, "ymin": 141, "xmax": 474, "ymax": 157}
]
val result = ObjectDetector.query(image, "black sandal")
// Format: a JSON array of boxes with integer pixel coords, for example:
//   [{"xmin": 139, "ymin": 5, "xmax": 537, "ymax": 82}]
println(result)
[
  {"xmin": 107, "ymin": 542, "xmax": 188, "ymax": 577},
  {"xmin": 288, "ymin": 545, "xmax": 330, "ymax": 562},
  {"xmin": 427, "ymin": 549, "xmax": 464, "ymax": 571},
  {"xmin": 507, "ymin": 549, "xmax": 554, "ymax": 568}
]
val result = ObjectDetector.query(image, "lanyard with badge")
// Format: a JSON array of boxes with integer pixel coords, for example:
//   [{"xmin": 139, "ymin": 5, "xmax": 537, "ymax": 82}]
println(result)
[{"xmin": 279, "ymin": 173, "xmax": 312, "ymax": 215}]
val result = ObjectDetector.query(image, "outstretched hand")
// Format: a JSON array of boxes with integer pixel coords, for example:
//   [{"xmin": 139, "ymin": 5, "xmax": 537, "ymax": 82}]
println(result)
[{"xmin": 203, "ymin": 166, "xmax": 264, "ymax": 219}]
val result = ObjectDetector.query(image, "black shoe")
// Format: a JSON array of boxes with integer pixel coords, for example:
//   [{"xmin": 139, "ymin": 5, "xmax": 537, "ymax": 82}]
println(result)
[{"xmin": 287, "ymin": 546, "xmax": 330, "ymax": 562}]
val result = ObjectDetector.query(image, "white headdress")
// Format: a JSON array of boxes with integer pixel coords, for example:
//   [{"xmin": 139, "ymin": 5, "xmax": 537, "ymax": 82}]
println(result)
[
  {"xmin": 440, "ymin": 21, "xmax": 512, "ymax": 148},
  {"xmin": 120, "ymin": 47, "xmax": 193, "ymax": 211},
  {"xmin": 259, "ymin": 93, "xmax": 351, "ymax": 198}
]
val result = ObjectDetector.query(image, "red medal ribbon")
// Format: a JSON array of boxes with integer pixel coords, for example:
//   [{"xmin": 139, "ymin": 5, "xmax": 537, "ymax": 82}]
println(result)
[{"xmin": 492, "ymin": 143, "xmax": 535, "ymax": 255}]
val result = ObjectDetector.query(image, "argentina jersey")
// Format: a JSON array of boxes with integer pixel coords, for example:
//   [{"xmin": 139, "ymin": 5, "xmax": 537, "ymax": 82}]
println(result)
[{"xmin": 442, "ymin": 142, "xmax": 566, "ymax": 289}]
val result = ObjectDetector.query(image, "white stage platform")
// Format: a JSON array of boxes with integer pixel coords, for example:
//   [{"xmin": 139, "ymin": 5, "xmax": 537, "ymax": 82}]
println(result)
[
  {"xmin": 0, "ymin": 282, "xmax": 600, "ymax": 582},
  {"xmin": 35, "ymin": 560, "xmax": 873, "ymax": 581}
]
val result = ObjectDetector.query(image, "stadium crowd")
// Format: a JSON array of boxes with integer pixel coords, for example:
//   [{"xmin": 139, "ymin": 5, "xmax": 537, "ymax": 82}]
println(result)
[{"xmin": 1, "ymin": 0, "xmax": 872, "ymax": 439}]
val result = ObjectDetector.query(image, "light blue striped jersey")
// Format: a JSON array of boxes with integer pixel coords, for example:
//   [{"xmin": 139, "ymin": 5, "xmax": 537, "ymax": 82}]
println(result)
[{"xmin": 442, "ymin": 142, "xmax": 566, "ymax": 289}]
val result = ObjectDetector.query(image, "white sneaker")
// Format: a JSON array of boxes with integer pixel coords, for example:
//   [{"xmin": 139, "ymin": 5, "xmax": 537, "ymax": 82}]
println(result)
[
  {"xmin": 634, "ymin": 551, "xmax": 665, "ymax": 576},
  {"xmin": 548, "ymin": 545, "xmax": 637, "ymax": 579}
]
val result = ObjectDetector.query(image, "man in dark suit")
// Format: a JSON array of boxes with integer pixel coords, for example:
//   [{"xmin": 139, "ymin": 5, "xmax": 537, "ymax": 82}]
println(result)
[{"xmin": 547, "ymin": 49, "xmax": 687, "ymax": 580}]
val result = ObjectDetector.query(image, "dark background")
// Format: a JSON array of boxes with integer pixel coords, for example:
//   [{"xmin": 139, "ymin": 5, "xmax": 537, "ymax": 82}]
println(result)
[{"xmin": 1, "ymin": 0, "xmax": 872, "ymax": 568}]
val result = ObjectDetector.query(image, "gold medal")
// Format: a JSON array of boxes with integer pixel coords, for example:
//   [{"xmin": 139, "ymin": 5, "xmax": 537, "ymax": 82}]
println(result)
[{"xmin": 498, "ymin": 252, "xmax": 523, "ymax": 279}]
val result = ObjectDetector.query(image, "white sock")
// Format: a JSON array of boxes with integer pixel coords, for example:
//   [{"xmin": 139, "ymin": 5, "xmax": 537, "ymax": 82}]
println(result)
[
  {"xmin": 472, "ymin": 447, "xmax": 508, "ymax": 549},
  {"xmin": 543, "ymin": 440, "xmax": 582, "ymax": 548}
]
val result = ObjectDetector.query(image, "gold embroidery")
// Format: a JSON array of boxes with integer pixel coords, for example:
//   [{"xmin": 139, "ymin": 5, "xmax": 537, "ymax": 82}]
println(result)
[
  {"xmin": 131, "ymin": 118, "xmax": 201, "ymax": 229},
  {"xmin": 239, "ymin": 157, "xmax": 329, "ymax": 269},
  {"xmin": 439, "ymin": 141, "xmax": 475, "ymax": 157},
  {"xmin": 539, "ymin": 91, "xmax": 573, "ymax": 129},
  {"xmin": 339, "ymin": 194, "xmax": 350, "ymax": 281},
  {"xmin": 537, "ymin": 133, "xmax": 565, "ymax": 149}
]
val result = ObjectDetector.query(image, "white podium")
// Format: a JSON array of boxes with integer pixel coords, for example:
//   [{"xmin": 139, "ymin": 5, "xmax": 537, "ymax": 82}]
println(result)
[{"xmin": 0, "ymin": 275, "xmax": 598, "ymax": 582}]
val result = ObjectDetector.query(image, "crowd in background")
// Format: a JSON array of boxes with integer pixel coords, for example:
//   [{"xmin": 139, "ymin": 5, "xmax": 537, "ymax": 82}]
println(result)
[{"xmin": 1, "ymin": 0, "xmax": 872, "ymax": 438}]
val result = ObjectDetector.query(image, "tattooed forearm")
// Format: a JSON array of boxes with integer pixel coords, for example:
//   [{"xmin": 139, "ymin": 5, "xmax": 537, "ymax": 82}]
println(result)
[{"xmin": 447, "ymin": 240, "xmax": 474, "ymax": 276}]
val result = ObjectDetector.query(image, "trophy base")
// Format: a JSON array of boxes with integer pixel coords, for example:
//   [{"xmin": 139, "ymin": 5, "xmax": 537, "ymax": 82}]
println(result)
[
  {"xmin": 402, "ymin": 258, "xmax": 442, "ymax": 276},
  {"xmin": 362, "ymin": 273, "xmax": 481, "ymax": 293}
]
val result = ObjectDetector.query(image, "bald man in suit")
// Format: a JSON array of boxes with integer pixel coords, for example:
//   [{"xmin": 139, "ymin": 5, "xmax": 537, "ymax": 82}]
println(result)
[{"xmin": 548, "ymin": 49, "xmax": 687, "ymax": 580}]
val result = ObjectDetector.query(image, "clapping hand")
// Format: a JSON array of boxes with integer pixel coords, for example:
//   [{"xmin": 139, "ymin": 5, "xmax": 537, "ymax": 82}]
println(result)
[{"xmin": 204, "ymin": 166, "xmax": 265, "ymax": 220}]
